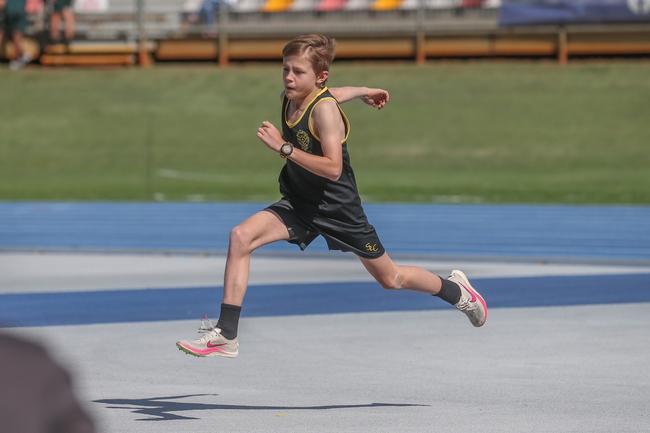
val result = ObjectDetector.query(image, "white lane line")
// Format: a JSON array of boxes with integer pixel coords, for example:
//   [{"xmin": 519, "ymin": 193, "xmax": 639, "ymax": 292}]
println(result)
[{"xmin": 2, "ymin": 252, "xmax": 650, "ymax": 294}]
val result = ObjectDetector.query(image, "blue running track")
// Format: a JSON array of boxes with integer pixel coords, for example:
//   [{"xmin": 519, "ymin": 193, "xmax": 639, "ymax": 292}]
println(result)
[
  {"xmin": 2, "ymin": 273, "xmax": 650, "ymax": 327},
  {"xmin": 2, "ymin": 202, "xmax": 649, "ymax": 328},
  {"xmin": 1, "ymin": 202, "xmax": 650, "ymax": 261}
]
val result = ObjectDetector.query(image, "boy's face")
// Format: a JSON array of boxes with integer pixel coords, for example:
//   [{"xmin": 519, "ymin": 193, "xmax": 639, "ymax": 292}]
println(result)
[{"xmin": 282, "ymin": 54, "xmax": 328, "ymax": 101}]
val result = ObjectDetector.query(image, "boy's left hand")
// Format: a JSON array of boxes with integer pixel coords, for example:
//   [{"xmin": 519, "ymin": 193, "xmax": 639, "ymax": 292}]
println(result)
[
  {"xmin": 361, "ymin": 88, "xmax": 390, "ymax": 110},
  {"xmin": 257, "ymin": 120, "xmax": 284, "ymax": 153}
]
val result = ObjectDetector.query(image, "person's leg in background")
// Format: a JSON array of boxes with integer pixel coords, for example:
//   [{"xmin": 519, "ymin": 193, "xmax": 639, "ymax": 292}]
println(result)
[{"xmin": 61, "ymin": 4, "xmax": 73, "ymax": 40}]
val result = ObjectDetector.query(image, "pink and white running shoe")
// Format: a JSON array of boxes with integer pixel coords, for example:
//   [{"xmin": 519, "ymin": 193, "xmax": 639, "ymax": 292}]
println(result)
[
  {"xmin": 448, "ymin": 270, "xmax": 488, "ymax": 327},
  {"xmin": 176, "ymin": 328, "xmax": 239, "ymax": 358}
]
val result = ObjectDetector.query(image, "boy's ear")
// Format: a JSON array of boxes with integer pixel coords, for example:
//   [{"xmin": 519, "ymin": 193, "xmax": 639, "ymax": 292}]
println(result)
[{"xmin": 316, "ymin": 70, "xmax": 329, "ymax": 87}]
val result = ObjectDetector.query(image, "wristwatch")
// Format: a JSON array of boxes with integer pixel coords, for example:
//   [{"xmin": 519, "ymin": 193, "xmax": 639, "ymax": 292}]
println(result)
[{"xmin": 280, "ymin": 142, "xmax": 294, "ymax": 158}]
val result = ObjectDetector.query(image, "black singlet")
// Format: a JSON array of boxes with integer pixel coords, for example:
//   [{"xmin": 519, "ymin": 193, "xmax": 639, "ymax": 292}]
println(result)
[{"xmin": 267, "ymin": 87, "xmax": 385, "ymax": 259}]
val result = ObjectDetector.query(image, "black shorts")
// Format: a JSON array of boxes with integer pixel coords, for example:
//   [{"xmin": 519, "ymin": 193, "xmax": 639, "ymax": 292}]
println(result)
[
  {"xmin": 53, "ymin": 0, "xmax": 74, "ymax": 12},
  {"xmin": 265, "ymin": 198, "xmax": 385, "ymax": 259},
  {"xmin": 0, "ymin": 9, "xmax": 27, "ymax": 34}
]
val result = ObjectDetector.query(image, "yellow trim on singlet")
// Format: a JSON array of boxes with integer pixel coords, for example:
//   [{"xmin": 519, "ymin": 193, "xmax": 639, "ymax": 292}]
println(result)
[
  {"xmin": 308, "ymin": 97, "xmax": 351, "ymax": 144},
  {"xmin": 284, "ymin": 87, "xmax": 329, "ymax": 128}
]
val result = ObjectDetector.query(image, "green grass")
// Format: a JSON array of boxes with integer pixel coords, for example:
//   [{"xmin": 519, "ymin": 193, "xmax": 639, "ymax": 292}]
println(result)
[{"xmin": 1, "ymin": 61, "xmax": 649, "ymax": 203}]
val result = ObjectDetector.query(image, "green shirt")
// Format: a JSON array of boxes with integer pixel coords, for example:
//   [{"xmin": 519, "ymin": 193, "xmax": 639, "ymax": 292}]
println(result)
[{"xmin": 6, "ymin": 0, "xmax": 27, "ymax": 14}]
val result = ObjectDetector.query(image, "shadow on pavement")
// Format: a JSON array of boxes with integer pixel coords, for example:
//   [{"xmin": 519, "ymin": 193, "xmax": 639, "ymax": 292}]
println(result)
[{"xmin": 94, "ymin": 394, "xmax": 430, "ymax": 421}]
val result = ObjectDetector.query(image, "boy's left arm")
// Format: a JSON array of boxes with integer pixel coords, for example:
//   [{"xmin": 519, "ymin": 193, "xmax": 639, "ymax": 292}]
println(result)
[{"xmin": 329, "ymin": 87, "xmax": 390, "ymax": 110}]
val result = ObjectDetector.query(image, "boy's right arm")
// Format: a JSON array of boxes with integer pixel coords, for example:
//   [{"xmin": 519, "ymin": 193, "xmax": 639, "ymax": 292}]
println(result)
[{"xmin": 329, "ymin": 87, "xmax": 390, "ymax": 110}]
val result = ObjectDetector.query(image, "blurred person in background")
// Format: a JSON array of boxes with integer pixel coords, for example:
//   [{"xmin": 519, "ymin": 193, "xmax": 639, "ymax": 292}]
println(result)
[
  {"xmin": 461, "ymin": 0, "xmax": 484, "ymax": 7},
  {"xmin": 181, "ymin": 0, "xmax": 217, "ymax": 34},
  {"xmin": 182, "ymin": 0, "xmax": 202, "ymax": 29},
  {"xmin": 0, "ymin": 332, "xmax": 96, "ymax": 433},
  {"xmin": 0, "ymin": 0, "xmax": 32, "ymax": 69},
  {"xmin": 198, "ymin": 0, "xmax": 219, "ymax": 27},
  {"xmin": 183, "ymin": 0, "xmax": 235, "ymax": 34},
  {"xmin": 49, "ymin": 0, "xmax": 74, "ymax": 44}
]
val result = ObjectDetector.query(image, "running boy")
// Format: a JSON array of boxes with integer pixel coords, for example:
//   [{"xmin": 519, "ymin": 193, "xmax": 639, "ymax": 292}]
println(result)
[{"xmin": 177, "ymin": 34, "xmax": 487, "ymax": 358}]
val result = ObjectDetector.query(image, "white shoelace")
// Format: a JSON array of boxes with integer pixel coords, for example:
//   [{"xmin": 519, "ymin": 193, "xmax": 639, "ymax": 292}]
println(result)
[
  {"xmin": 456, "ymin": 297, "xmax": 476, "ymax": 312},
  {"xmin": 197, "ymin": 328, "xmax": 221, "ymax": 344},
  {"xmin": 198, "ymin": 317, "xmax": 217, "ymax": 334}
]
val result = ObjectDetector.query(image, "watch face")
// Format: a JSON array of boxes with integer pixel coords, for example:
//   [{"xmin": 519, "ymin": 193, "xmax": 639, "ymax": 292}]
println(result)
[{"xmin": 281, "ymin": 143, "xmax": 293, "ymax": 155}]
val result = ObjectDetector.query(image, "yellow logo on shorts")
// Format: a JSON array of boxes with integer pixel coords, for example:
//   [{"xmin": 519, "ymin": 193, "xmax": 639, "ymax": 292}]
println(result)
[
  {"xmin": 365, "ymin": 243, "xmax": 379, "ymax": 253},
  {"xmin": 296, "ymin": 130, "xmax": 311, "ymax": 152}
]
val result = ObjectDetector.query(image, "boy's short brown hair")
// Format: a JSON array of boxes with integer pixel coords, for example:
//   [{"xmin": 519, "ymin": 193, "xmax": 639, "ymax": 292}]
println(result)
[{"xmin": 282, "ymin": 34, "xmax": 336, "ymax": 76}]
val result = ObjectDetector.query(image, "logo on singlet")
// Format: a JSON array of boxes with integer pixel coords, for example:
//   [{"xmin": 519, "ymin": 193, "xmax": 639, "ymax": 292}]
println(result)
[
  {"xmin": 296, "ymin": 130, "xmax": 311, "ymax": 152},
  {"xmin": 365, "ymin": 243, "xmax": 379, "ymax": 253}
]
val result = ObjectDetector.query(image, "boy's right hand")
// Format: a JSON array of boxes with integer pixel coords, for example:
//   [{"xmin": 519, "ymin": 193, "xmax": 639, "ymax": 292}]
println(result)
[
  {"xmin": 256, "ymin": 120, "xmax": 284, "ymax": 154},
  {"xmin": 360, "ymin": 88, "xmax": 390, "ymax": 110}
]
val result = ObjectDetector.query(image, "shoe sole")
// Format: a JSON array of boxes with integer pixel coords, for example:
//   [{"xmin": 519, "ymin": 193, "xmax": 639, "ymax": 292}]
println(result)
[
  {"xmin": 176, "ymin": 341, "xmax": 238, "ymax": 358},
  {"xmin": 451, "ymin": 269, "xmax": 488, "ymax": 327}
]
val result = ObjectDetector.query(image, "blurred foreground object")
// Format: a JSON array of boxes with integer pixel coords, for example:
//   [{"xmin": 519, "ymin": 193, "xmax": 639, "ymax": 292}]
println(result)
[{"xmin": 0, "ymin": 332, "xmax": 96, "ymax": 433}]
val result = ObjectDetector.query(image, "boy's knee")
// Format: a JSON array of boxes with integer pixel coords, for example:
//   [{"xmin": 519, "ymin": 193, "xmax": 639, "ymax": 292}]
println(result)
[
  {"xmin": 229, "ymin": 225, "xmax": 253, "ymax": 253},
  {"xmin": 379, "ymin": 271, "xmax": 403, "ymax": 290}
]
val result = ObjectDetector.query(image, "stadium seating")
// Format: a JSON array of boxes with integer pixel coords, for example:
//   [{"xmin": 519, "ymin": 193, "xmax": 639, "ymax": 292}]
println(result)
[
  {"xmin": 398, "ymin": 0, "xmax": 417, "ymax": 10},
  {"xmin": 371, "ymin": 0, "xmax": 403, "ymax": 11},
  {"xmin": 231, "ymin": 0, "xmax": 266, "ymax": 12},
  {"xmin": 67, "ymin": 0, "xmax": 499, "ymax": 39},
  {"xmin": 17, "ymin": 0, "xmax": 646, "ymax": 67},
  {"xmin": 262, "ymin": 0, "xmax": 294, "ymax": 12},
  {"xmin": 291, "ymin": 0, "xmax": 319, "ymax": 12},
  {"xmin": 315, "ymin": 0, "xmax": 348, "ymax": 12},
  {"xmin": 342, "ymin": 0, "xmax": 368, "ymax": 10},
  {"xmin": 74, "ymin": 0, "xmax": 184, "ymax": 39},
  {"xmin": 424, "ymin": 0, "xmax": 460, "ymax": 8}
]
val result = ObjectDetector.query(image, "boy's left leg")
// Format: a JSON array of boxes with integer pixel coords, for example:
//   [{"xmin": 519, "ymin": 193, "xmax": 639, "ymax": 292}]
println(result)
[
  {"xmin": 62, "ymin": 7, "xmax": 74, "ymax": 41},
  {"xmin": 359, "ymin": 253, "xmax": 487, "ymax": 327}
]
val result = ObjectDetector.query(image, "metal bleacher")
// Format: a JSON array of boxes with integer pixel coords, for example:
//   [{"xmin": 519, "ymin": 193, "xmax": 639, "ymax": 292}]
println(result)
[
  {"xmin": 231, "ymin": 0, "xmax": 266, "ymax": 12},
  {"xmin": 371, "ymin": 0, "xmax": 403, "ymax": 11},
  {"xmin": 69, "ymin": 0, "xmax": 486, "ymax": 41},
  {"xmin": 26, "ymin": 0, "xmax": 650, "ymax": 66},
  {"xmin": 314, "ymin": 0, "xmax": 345, "ymax": 12},
  {"xmin": 261, "ymin": 0, "xmax": 293, "ymax": 12},
  {"xmin": 74, "ymin": 0, "xmax": 185, "ymax": 39},
  {"xmin": 292, "ymin": 0, "xmax": 318, "ymax": 12}
]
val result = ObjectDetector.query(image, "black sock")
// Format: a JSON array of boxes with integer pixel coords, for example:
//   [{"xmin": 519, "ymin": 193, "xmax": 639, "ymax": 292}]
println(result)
[
  {"xmin": 216, "ymin": 303, "xmax": 241, "ymax": 339},
  {"xmin": 435, "ymin": 276, "xmax": 461, "ymax": 305}
]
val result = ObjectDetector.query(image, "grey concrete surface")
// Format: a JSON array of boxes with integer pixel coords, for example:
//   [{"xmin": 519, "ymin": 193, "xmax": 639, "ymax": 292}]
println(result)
[
  {"xmin": 3, "ymin": 252, "xmax": 650, "ymax": 433},
  {"xmin": 4, "ymin": 252, "xmax": 650, "ymax": 294},
  {"xmin": 11, "ymin": 305, "xmax": 650, "ymax": 433}
]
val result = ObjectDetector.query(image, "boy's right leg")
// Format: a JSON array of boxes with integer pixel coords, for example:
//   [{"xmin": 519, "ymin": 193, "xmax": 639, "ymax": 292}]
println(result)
[
  {"xmin": 50, "ymin": 13, "xmax": 61, "ymax": 41},
  {"xmin": 176, "ymin": 210, "xmax": 290, "ymax": 358}
]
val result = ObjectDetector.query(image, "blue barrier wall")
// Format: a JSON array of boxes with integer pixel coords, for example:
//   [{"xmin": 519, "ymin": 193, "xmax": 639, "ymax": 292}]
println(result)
[{"xmin": 500, "ymin": 0, "xmax": 650, "ymax": 26}]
